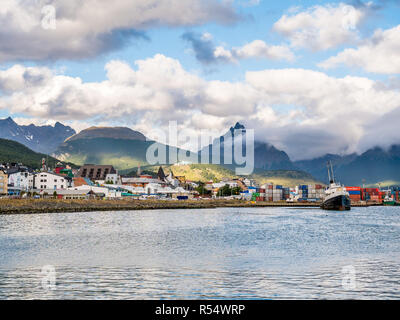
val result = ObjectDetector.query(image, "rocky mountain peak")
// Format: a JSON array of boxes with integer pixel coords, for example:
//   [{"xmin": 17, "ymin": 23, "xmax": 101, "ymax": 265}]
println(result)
[{"xmin": 0, "ymin": 117, "xmax": 76, "ymax": 154}]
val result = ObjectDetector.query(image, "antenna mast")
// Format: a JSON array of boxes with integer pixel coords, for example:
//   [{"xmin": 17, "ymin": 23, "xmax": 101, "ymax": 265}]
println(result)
[
  {"xmin": 330, "ymin": 161, "xmax": 335, "ymax": 183},
  {"xmin": 327, "ymin": 161, "xmax": 331, "ymax": 184}
]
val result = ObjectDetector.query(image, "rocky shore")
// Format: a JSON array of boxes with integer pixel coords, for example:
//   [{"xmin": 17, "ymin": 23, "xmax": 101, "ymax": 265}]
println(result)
[{"xmin": 0, "ymin": 198, "xmax": 334, "ymax": 214}]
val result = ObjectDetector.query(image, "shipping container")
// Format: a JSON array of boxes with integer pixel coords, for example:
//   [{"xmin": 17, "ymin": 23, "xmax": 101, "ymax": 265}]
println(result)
[
  {"xmin": 364, "ymin": 188, "xmax": 379, "ymax": 193},
  {"xmin": 346, "ymin": 186, "xmax": 361, "ymax": 191}
]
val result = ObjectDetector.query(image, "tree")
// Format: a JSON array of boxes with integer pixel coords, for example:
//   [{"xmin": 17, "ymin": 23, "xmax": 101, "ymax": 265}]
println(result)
[
  {"xmin": 231, "ymin": 187, "xmax": 241, "ymax": 195},
  {"xmin": 196, "ymin": 184, "xmax": 211, "ymax": 196},
  {"xmin": 217, "ymin": 184, "xmax": 232, "ymax": 197},
  {"xmin": 53, "ymin": 191, "xmax": 58, "ymax": 199}
]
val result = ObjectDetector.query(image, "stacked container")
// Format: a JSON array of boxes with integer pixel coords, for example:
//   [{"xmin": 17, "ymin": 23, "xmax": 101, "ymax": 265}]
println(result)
[
  {"xmin": 259, "ymin": 188, "xmax": 266, "ymax": 201},
  {"xmin": 345, "ymin": 186, "xmax": 361, "ymax": 203},
  {"xmin": 299, "ymin": 185, "xmax": 308, "ymax": 200},
  {"xmin": 362, "ymin": 188, "xmax": 381, "ymax": 203},
  {"xmin": 282, "ymin": 188, "xmax": 290, "ymax": 200},
  {"xmin": 273, "ymin": 188, "xmax": 283, "ymax": 201}
]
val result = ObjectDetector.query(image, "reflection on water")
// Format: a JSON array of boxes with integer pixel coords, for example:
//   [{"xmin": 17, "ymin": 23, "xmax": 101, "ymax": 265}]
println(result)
[{"xmin": 0, "ymin": 207, "xmax": 399, "ymax": 299}]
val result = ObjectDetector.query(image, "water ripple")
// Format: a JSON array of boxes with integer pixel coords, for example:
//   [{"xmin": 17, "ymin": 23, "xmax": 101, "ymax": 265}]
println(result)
[{"xmin": 0, "ymin": 207, "xmax": 399, "ymax": 299}]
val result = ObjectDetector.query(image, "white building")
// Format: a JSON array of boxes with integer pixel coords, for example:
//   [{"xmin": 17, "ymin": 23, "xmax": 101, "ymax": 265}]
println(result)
[
  {"xmin": 243, "ymin": 178, "xmax": 256, "ymax": 187},
  {"xmin": 68, "ymin": 185, "xmax": 122, "ymax": 198},
  {"xmin": 105, "ymin": 173, "xmax": 121, "ymax": 185},
  {"xmin": 118, "ymin": 183, "xmax": 191, "ymax": 198},
  {"xmin": 8, "ymin": 171, "xmax": 31, "ymax": 191},
  {"xmin": 213, "ymin": 181, "xmax": 238, "ymax": 189},
  {"xmin": 165, "ymin": 173, "xmax": 180, "ymax": 188},
  {"xmin": 32, "ymin": 172, "xmax": 72, "ymax": 191}
]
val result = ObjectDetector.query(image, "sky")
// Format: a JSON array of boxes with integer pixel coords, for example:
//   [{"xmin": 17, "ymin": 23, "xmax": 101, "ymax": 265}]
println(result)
[{"xmin": 0, "ymin": 0, "xmax": 399, "ymax": 160}]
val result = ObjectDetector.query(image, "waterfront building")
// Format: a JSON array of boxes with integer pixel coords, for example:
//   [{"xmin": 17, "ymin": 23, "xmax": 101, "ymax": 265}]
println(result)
[
  {"xmin": 0, "ymin": 170, "xmax": 8, "ymax": 195},
  {"xmin": 8, "ymin": 171, "xmax": 31, "ymax": 191},
  {"xmin": 32, "ymin": 172, "xmax": 73, "ymax": 191},
  {"xmin": 54, "ymin": 189, "xmax": 94, "ymax": 200},
  {"xmin": 67, "ymin": 185, "xmax": 120, "ymax": 199}
]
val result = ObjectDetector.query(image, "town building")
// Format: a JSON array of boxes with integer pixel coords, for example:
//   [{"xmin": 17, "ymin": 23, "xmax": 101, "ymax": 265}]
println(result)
[
  {"xmin": 122, "ymin": 176, "xmax": 166, "ymax": 188},
  {"xmin": 32, "ymin": 172, "xmax": 72, "ymax": 191},
  {"xmin": 0, "ymin": 170, "xmax": 8, "ymax": 195},
  {"xmin": 8, "ymin": 171, "xmax": 31, "ymax": 191},
  {"xmin": 157, "ymin": 166, "xmax": 167, "ymax": 181},
  {"xmin": 55, "ymin": 189, "xmax": 95, "ymax": 200},
  {"xmin": 77, "ymin": 164, "xmax": 117, "ymax": 181},
  {"xmin": 72, "ymin": 177, "xmax": 92, "ymax": 187},
  {"xmin": 67, "ymin": 185, "xmax": 121, "ymax": 199},
  {"xmin": 105, "ymin": 173, "xmax": 121, "ymax": 185}
]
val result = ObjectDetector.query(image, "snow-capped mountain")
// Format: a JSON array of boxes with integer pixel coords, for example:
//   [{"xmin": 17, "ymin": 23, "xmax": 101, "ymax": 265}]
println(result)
[{"xmin": 0, "ymin": 117, "xmax": 76, "ymax": 154}]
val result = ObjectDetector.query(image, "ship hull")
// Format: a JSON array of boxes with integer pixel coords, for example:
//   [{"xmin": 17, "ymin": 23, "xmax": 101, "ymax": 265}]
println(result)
[
  {"xmin": 384, "ymin": 201, "xmax": 400, "ymax": 206},
  {"xmin": 321, "ymin": 195, "xmax": 351, "ymax": 211}
]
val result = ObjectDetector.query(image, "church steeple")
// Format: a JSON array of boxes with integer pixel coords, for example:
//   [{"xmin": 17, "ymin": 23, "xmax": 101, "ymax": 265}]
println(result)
[{"xmin": 157, "ymin": 166, "xmax": 166, "ymax": 181}]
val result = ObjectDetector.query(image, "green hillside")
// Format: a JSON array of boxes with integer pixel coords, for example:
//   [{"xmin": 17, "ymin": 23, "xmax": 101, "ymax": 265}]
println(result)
[
  {"xmin": 55, "ymin": 137, "xmax": 184, "ymax": 170},
  {"xmin": 0, "ymin": 138, "xmax": 74, "ymax": 169}
]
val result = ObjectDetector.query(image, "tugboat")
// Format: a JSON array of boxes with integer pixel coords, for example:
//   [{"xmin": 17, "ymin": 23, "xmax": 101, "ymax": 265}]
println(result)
[
  {"xmin": 383, "ymin": 192, "xmax": 399, "ymax": 206},
  {"xmin": 321, "ymin": 162, "xmax": 351, "ymax": 211}
]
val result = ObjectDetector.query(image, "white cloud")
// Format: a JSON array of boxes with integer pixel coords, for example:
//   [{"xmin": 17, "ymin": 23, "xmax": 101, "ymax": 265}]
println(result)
[
  {"xmin": 214, "ymin": 46, "xmax": 236, "ymax": 62},
  {"xmin": 1, "ymin": 55, "xmax": 400, "ymax": 159},
  {"xmin": 319, "ymin": 24, "xmax": 400, "ymax": 74},
  {"xmin": 0, "ymin": 0, "xmax": 238, "ymax": 62},
  {"xmin": 273, "ymin": 3, "xmax": 366, "ymax": 51},
  {"xmin": 233, "ymin": 40, "xmax": 295, "ymax": 61},
  {"xmin": 183, "ymin": 32, "xmax": 294, "ymax": 64}
]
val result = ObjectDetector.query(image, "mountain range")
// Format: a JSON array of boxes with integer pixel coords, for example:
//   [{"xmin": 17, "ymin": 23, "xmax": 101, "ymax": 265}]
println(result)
[
  {"xmin": 295, "ymin": 147, "xmax": 400, "ymax": 186},
  {"xmin": 54, "ymin": 126, "xmax": 183, "ymax": 170},
  {"xmin": 199, "ymin": 122, "xmax": 295, "ymax": 171},
  {"xmin": 0, "ymin": 117, "xmax": 75, "ymax": 154},
  {"xmin": 1, "ymin": 117, "xmax": 399, "ymax": 186}
]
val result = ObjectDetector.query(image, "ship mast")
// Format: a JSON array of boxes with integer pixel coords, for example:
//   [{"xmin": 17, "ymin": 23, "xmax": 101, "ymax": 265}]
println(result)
[
  {"xmin": 327, "ymin": 161, "xmax": 335, "ymax": 184},
  {"xmin": 330, "ymin": 161, "xmax": 335, "ymax": 184}
]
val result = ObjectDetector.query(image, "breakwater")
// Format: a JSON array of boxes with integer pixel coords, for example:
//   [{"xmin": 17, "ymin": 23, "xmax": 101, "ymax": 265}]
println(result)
[{"xmin": 0, "ymin": 199, "xmax": 374, "ymax": 215}]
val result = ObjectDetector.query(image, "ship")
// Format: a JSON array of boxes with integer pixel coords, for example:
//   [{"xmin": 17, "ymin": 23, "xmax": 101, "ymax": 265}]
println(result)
[
  {"xmin": 321, "ymin": 162, "xmax": 351, "ymax": 211},
  {"xmin": 383, "ymin": 193, "xmax": 399, "ymax": 206}
]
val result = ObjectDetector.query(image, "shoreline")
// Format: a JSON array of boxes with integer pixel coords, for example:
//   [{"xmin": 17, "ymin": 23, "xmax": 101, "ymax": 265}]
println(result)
[{"xmin": 0, "ymin": 199, "xmax": 375, "ymax": 215}]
